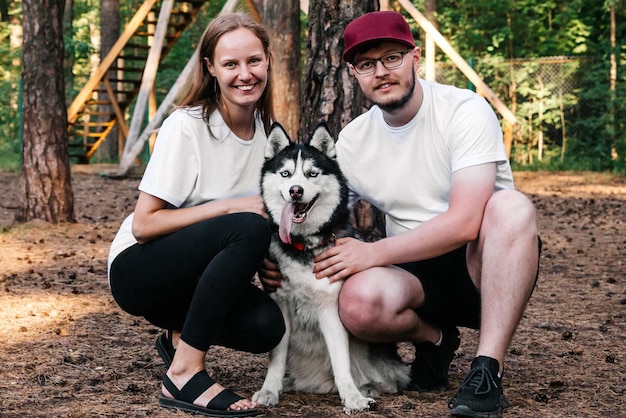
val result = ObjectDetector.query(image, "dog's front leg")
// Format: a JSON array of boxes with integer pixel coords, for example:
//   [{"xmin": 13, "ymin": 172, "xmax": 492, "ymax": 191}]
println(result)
[
  {"xmin": 252, "ymin": 299, "xmax": 291, "ymax": 406},
  {"xmin": 318, "ymin": 305, "xmax": 375, "ymax": 412}
]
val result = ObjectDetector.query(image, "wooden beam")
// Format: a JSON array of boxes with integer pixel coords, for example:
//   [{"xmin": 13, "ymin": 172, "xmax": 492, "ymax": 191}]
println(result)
[
  {"xmin": 103, "ymin": 77, "xmax": 129, "ymax": 138},
  {"xmin": 85, "ymin": 122, "xmax": 115, "ymax": 160},
  {"xmin": 424, "ymin": 0, "xmax": 436, "ymax": 81},
  {"xmin": 242, "ymin": 0, "xmax": 260, "ymax": 22},
  {"xmin": 397, "ymin": 0, "xmax": 517, "ymax": 125},
  {"xmin": 115, "ymin": 0, "xmax": 240, "ymax": 177},
  {"xmin": 149, "ymin": 83, "xmax": 157, "ymax": 154},
  {"xmin": 118, "ymin": 0, "xmax": 173, "ymax": 167},
  {"xmin": 67, "ymin": 0, "xmax": 159, "ymax": 124}
]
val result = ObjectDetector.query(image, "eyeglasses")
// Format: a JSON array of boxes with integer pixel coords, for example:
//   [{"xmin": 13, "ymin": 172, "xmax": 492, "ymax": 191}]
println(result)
[{"xmin": 351, "ymin": 49, "xmax": 413, "ymax": 75}]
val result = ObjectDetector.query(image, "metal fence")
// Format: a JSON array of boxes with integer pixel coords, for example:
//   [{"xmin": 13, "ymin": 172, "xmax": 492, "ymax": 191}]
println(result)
[{"xmin": 425, "ymin": 56, "xmax": 583, "ymax": 164}]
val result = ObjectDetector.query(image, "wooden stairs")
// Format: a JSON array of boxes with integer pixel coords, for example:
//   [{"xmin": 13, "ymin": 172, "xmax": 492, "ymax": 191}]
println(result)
[{"xmin": 66, "ymin": 0, "xmax": 207, "ymax": 163}]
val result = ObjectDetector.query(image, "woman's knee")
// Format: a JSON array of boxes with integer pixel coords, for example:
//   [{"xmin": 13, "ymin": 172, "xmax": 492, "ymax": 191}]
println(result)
[
  {"xmin": 217, "ymin": 286, "xmax": 286, "ymax": 353},
  {"xmin": 230, "ymin": 302, "xmax": 285, "ymax": 353},
  {"xmin": 249, "ymin": 305, "xmax": 286, "ymax": 353}
]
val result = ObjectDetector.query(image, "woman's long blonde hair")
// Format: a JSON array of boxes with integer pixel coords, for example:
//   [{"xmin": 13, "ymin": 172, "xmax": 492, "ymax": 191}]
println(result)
[{"xmin": 177, "ymin": 12, "xmax": 274, "ymax": 134}]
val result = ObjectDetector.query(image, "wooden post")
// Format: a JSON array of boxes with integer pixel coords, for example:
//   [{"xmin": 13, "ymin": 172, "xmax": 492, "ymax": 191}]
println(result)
[
  {"xmin": 118, "ymin": 0, "xmax": 173, "ymax": 169},
  {"xmin": 424, "ymin": 0, "xmax": 436, "ymax": 81},
  {"xmin": 115, "ymin": 0, "xmax": 239, "ymax": 177},
  {"xmin": 67, "ymin": 0, "xmax": 159, "ymax": 124},
  {"xmin": 503, "ymin": 121, "xmax": 513, "ymax": 158}
]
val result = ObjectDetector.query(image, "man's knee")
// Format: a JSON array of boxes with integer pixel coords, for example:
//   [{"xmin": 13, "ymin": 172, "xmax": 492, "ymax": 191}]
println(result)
[
  {"xmin": 338, "ymin": 274, "xmax": 382, "ymax": 336},
  {"xmin": 484, "ymin": 190, "xmax": 537, "ymax": 233}
]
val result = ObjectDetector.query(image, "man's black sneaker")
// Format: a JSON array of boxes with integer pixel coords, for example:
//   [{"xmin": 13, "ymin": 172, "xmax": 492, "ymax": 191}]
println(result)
[
  {"xmin": 406, "ymin": 327, "xmax": 460, "ymax": 392},
  {"xmin": 448, "ymin": 356, "xmax": 510, "ymax": 418}
]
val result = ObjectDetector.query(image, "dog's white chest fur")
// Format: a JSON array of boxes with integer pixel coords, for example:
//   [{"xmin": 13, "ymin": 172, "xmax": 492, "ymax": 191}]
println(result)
[
  {"xmin": 271, "ymin": 241, "xmax": 342, "ymax": 335},
  {"xmin": 275, "ymin": 244, "xmax": 340, "ymax": 298}
]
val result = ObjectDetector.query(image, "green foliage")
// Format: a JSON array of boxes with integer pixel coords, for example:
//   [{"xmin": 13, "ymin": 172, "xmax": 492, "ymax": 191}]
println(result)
[
  {"xmin": 423, "ymin": 0, "xmax": 625, "ymax": 172},
  {"xmin": 435, "ymin": 0, "xmax": 588, "ymax": 58},
  {"xmin": 64, "ymin": 0, "xmax": 100, "ymax": 99},
  {"xmin": 567, "ymin": 2, "xmax": 626, "ymax": 172},
  {"xmin": 0, "ymin": 139, "xmax": 20, "ymax": 172},
  {"xmin": 0, "ymin": 8, "xmax": 21, "ymax": 170}
]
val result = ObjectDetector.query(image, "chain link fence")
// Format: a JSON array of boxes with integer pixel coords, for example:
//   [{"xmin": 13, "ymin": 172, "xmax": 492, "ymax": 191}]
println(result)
[{"xmin": 424, "ymin": 56, "xmax": 583, "ymax": 165}]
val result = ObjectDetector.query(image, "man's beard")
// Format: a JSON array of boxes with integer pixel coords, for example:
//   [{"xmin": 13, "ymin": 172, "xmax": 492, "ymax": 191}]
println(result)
[{"xmin": 373, "ymin": 71, "xmax": 416, "ymax": 112}]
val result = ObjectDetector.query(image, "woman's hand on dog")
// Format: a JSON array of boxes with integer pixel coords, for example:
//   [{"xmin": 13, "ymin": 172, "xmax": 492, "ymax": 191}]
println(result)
[
  {"xmin": 313, "ymin": 238, "xmax": 375, "ymax": 283},
  {"xmin": 228, "ymin": 194, "xmax": 268, "ymax": 218},
  {"xmin": 258, "ymin": 258, "xmax": 283, "ymax": 292}
]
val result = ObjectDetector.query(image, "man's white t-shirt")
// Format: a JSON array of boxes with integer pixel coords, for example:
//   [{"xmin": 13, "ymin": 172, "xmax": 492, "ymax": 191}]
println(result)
[
  {"xmin": 107, "ymin": 107, "xmax": 267, "ymax": 276},
  {"xmin": 336, "ymin": 79, "xmax": 515, "ymax": 238}
]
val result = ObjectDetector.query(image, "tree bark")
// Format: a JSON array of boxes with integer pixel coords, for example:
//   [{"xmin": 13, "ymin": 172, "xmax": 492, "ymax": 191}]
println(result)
[
  {"xmin": 299, "ymin": 0, "xmax": 377, "ymax": 139},
  {"xmin": 254, "ymin": 0, "xmax": 301, "ymax": 140},
  {"xmin": 94, "ymin": 0, "xmax": 120, "ymax": 161},
  {"xmin": 17, "ymin": 0, "xmax": 75, "ymax": 223}
]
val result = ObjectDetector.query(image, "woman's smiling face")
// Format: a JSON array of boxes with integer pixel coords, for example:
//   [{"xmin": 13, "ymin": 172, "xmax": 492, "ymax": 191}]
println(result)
[{"xmin": 206, "ymin": 27, "xmax": 269, "ymax": 111}]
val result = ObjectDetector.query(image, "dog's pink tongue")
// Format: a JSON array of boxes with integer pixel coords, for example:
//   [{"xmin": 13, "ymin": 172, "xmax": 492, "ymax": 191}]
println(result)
[{"xmin": 279, "ymin": 202, "xmax": 294, "ymax": 244}]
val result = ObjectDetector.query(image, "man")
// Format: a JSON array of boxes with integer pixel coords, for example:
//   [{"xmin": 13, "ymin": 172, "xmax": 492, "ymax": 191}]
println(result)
[{"xmin": 311, "ymin": 10, "xmax": 541, "ymax": 418}]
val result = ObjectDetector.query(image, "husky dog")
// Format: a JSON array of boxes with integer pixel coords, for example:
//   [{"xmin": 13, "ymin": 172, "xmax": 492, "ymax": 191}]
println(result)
[{"xmin": 253, "ymin": 123, "xmax": 409, "ymax": 413}]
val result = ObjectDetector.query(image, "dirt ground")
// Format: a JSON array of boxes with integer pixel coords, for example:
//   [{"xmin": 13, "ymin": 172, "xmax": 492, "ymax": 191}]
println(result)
[{"xmin": 0, "ymin": 167, "xmax": 624, "ymax": 418}]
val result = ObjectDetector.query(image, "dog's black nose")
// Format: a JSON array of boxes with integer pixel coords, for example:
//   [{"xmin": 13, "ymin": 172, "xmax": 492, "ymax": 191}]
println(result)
[{"xmin": 289, "ymin": 185, "xmax": 304, "ymax": 200}]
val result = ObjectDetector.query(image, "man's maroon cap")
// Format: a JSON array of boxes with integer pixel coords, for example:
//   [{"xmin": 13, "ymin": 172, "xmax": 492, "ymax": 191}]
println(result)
[{"xmin": 342, "ymin": 11, "xmax": 415, "ymax": 63}]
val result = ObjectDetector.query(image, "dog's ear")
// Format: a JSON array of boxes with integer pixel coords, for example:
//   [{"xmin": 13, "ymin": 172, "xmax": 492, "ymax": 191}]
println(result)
[
  {"xmin": 309, "ymin": 123, "xmax": 336, "ymax": 159},
  {"xmin": 265, "ymin": 122, "xmax": 291, "ymax": 159}
]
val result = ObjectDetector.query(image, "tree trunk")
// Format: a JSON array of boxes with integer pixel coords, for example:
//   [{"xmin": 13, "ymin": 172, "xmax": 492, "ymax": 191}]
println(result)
[
  {"xmin": 302, "ymin": 0, "xmax": 383, "ymax": 241},
  {"xmin": 609, "ymin": 3, "xmax": 617, "ymax": 161},
  {"xmin": 254, "ymin": 0, "xmax": 301, "ymax": 139},
  {"xmin": 0, "ymin": 0, "xmax": 8, "ymax": 21},
  {"xmin": 93, "ymin": 0, "xmax": 120, "ymax": 162},
  {"xmin": 299, "ymin": 0, "xmax": 377, "ymax": 139},
  {"xmin": 17, "ymin": 0, "xmax": 75, "ymax": 223},
  {"xmin": 63, "ymin": 0, "xmax": 74, "ymax": 104}
]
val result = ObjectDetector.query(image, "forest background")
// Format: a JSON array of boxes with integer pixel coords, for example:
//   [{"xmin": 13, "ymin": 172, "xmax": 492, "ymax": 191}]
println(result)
[{"xmin": 0, "ymin": 0, "xmax": 624, "ymax": 174}]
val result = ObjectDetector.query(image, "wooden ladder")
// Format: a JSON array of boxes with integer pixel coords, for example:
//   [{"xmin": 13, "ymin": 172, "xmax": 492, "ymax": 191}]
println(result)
[{"xmin": 66, "ymin": 0, "xmax": 207, "ymax": 163}]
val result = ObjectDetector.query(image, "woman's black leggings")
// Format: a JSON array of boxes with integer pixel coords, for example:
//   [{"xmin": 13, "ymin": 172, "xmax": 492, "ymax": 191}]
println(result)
[{"xmin": 109, "ymin": 212, "xmax": 285, "ymax": 354}]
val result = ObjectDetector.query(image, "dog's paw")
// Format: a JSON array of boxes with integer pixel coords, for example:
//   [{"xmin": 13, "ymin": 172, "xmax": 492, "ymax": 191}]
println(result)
[
  {"xmin": 252, "ymin": 389, "xmax": 280, "ymax": 406},
  {"xmin": 342, "ymin": 395, "xmax": 375, "ymax": 414}
]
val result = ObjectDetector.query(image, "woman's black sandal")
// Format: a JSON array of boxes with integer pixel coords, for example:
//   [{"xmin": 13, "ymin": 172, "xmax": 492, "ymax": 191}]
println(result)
[
  {"xmin": 155, "ymin": 331, "xmax": 176, "ymax": 368},
  {"xmin": 158, "ymin": 371, "xmax": 259, "ymax": 417}
]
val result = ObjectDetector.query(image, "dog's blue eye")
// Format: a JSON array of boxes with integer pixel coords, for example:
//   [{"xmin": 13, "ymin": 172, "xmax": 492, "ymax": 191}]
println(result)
[
  {"xmin": 280, "ymin": 171, "xmax": 290, "ymax": 178},
  {"xmin": 309, "ymin": 170, "xmax": 319, "ymax": 178}
]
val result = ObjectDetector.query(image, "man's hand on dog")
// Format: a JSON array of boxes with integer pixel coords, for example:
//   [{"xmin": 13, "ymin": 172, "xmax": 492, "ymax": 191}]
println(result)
[
  {"xmin": 260, "ymin": 237, "xmax": 378, "ymax": 289},
  {"xmin": 314, "ymin": 238, "xmax": 374, "ymax": 283}
]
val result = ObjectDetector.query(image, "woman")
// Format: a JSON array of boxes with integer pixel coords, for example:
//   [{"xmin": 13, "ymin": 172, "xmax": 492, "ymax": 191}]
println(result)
[{"xmin": 108, "ymin": 13, "xmax": 284, "ymax": 417}]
